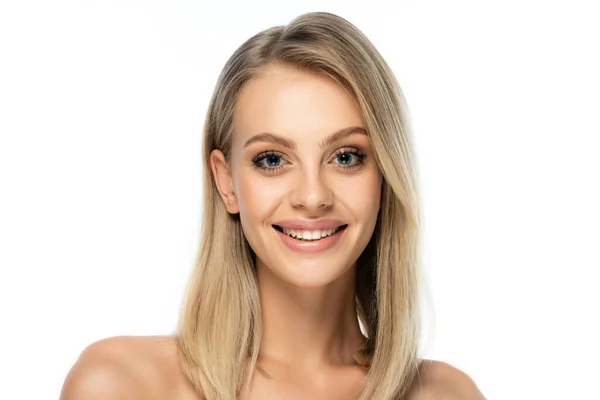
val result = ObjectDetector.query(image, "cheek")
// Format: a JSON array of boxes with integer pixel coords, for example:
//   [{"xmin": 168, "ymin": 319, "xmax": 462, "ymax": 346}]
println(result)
[
  {"xmin": 333, "ymin": 171, "xmax": 382, "ymax": 216},
  {"xmin": 235, "ymin": 170, "xmax": 286, "ymax": 223}
]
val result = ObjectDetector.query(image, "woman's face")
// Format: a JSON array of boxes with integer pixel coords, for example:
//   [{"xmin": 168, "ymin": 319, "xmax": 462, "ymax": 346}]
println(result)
[{"xmin": 211, "ymin": 63, "xmax": 382, "ymax": 288}]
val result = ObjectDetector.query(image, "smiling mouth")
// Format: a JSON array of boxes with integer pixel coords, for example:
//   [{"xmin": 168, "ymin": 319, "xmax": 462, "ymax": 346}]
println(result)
[{"xmin": 272, "ymin": 224, "xmax": 348, "ymax": 241}]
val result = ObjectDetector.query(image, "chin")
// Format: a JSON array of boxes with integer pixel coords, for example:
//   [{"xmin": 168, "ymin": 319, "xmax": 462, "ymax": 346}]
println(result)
[{"xmin": 258, "ymin": 258, "xmax": 355, "ymax": 289}]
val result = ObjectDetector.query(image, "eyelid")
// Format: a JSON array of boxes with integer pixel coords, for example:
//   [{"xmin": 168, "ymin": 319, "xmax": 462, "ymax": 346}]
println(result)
[
  {"xmin": 330, "ymin": 146, "xmax": 364, "ymax": 158},
  {"xmin": 251, "ymin": 150, "xmax": 288, "ymax": 164}
]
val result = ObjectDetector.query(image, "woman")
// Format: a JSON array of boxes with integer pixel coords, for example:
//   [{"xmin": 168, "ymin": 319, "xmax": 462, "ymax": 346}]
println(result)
[{"xmin": 60, "ymin": 11, "xmax": 484, "ymax": 400}]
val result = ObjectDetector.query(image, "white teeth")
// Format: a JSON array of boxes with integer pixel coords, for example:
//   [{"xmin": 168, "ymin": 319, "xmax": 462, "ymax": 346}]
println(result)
[{"xmin": 281, "ymin": 226, "xmax": 342, "ymax": 241}]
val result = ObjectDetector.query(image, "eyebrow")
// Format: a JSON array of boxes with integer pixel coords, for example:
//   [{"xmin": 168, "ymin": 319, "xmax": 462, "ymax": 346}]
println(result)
[{"xmin": 242, "ymin": 126, "xmax": 368, "ymax": 150}]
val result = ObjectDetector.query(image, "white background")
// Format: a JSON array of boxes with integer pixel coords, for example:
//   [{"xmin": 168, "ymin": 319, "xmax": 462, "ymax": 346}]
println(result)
[{"xmin": 1, "ymin": 1, "xmax": 599, "ymax": 399}]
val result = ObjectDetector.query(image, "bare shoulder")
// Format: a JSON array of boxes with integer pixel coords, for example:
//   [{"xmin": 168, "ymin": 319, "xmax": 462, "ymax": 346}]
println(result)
[
  {"xmin": 59, "ymin": 335, "xmax": 197, "ymax": 400},
  {"xmin": 406, "ymin": 359, "xmax": 486, "ymax": 400}
]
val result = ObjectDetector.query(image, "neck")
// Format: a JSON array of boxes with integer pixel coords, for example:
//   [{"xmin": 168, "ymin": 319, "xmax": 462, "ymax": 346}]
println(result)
[{"xmin": 255, "ymin": 259, "xmax": 366, "ymax": 370}]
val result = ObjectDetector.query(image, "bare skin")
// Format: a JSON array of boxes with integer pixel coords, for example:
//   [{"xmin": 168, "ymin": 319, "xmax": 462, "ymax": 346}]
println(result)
[
  {"xmin": 59, "ymin": 335, "xmax": 484, "ymax": 399},
  {"xmin": 60, "ymin": 64, "xmax": 485, "ymax": 399}
]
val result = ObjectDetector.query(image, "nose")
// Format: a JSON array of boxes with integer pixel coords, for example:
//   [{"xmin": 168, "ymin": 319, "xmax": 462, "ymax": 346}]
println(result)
[{"xmin": 290, "ymin": 166, "xmax": 334, "ymax": 212}]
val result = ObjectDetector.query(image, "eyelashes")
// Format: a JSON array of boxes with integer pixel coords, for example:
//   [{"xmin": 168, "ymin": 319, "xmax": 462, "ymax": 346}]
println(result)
[
  {"xmin": 251, "ymin": 151, "xmax": 285, "ymax": 171},
  {"xmin": 251, "ymin": 147, "xmax": 368, "ymax": 173}
]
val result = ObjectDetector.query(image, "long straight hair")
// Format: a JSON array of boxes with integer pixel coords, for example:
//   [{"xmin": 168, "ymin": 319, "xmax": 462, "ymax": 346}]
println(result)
[{"xmin": 176, "ymin": 11, "xmax": 423, "ymax": 400}]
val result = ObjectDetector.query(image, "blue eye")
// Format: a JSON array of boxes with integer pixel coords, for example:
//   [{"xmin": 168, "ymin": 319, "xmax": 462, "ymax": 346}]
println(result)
[
  {"xmin": 264, "ymin": 154, "xmax": 282, "ymax": 167},
  {"xmin": 337, "ymin": 152, "xmax": 353, "ymax": 165},
  {"xmin": 332, "ymin": 148, "xmax": 367, "ymax": 170},
  {"xmin": 252, "ymin": 151, "xmax": 286, "ymax": 171}
]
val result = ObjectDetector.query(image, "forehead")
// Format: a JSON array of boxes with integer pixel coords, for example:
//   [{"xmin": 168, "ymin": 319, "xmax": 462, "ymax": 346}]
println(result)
[{"xmin": 233, "ymin": 63, "xmax": 364, "ymax": 141}]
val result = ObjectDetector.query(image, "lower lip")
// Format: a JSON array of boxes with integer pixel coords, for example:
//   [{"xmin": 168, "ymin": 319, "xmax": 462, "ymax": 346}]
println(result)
[{"xmin": 274, "ymin": 226, "xmax": 346, "ymax": 253}]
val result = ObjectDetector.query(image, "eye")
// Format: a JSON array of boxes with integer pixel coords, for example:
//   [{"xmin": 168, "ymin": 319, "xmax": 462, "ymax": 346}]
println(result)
[
  {"xmin": 332, "ymin": 148, "xmax": 367, "ymax": 170},
  {"xmin": 336, "ymin": 152, "xmax": 353, "ymax": 165},
  {"xmin": 251, "ymin": 151, "xmax": 286, "ymax": 171},
  {"xmin": 263, "ymin": 154, "xmax": 283, "ymax": 167}
]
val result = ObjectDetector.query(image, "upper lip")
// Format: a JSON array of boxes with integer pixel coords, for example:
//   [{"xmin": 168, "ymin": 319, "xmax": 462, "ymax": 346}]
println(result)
[{"xmin": 273, "ymin": 218, "xmax": 347, "ymax": 231}]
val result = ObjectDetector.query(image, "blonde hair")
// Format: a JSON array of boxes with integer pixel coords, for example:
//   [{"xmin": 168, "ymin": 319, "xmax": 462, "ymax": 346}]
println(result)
[{"xmin": 176, "ymin": 11, "xmax": 422, "ymax": 400}]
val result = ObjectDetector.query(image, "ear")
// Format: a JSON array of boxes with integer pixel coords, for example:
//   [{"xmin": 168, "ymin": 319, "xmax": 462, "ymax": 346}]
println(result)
[{"xmin": 209, "ymin": 149, "xmax": 239, "ymax": 214}]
